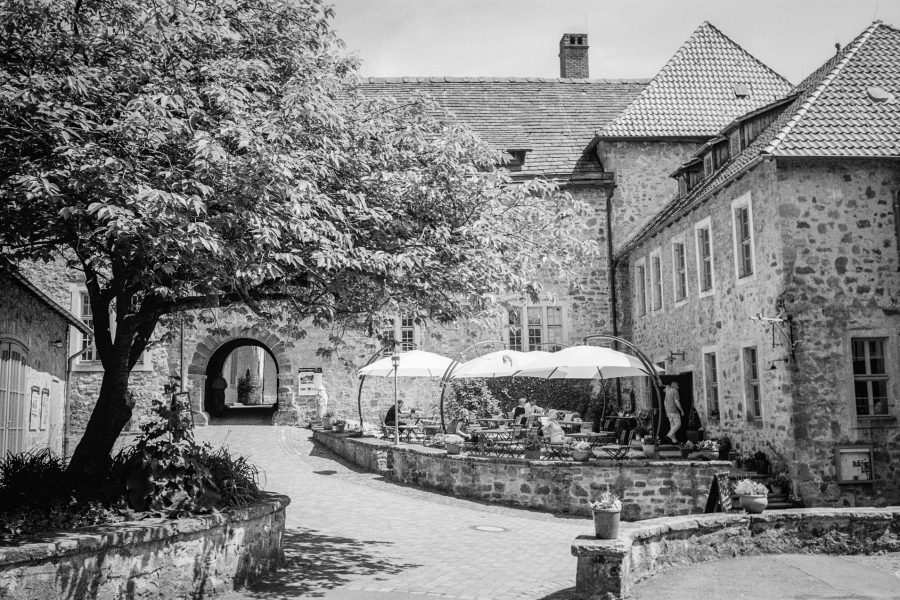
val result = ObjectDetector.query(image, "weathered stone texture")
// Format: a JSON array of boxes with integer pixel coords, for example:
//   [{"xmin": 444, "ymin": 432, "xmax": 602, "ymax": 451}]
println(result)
[
  {"xmin": 314, "ymin": 431, "xmax": 726, "ymax": 519},
  {"xmin": 0, "ymin": 493, "xmax": 289, "ymax": 600},
  {"xmin": 572, "ymin": 506, "xmax": 900, "ymax": 598}
]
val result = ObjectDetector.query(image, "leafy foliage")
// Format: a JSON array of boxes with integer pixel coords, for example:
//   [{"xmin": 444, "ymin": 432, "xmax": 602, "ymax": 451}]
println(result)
[
  {"xmin": 0, "ymin": 0, "xmax": 599, "ymax": 471},
  {"xmin": 237, "ymin": 368, "xmax": 261, "ymax": 405}
]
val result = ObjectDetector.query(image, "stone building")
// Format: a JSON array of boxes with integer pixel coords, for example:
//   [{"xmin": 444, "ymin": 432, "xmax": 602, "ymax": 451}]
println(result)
[
  {"xmin": 616, "ymin": 21, "xmax": 900, "ymax": 506},
  {"xmin": 0, "ymin": 264, "xmax": 91, "ymax": 456}
]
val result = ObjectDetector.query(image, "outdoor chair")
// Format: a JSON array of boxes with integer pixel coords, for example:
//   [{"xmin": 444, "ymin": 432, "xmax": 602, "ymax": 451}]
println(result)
[
  {"xmin": 597, "ymin": 428, "xmax": 637, "ymax": 460},
  {"xmin": 542, "ymin": 438, "xmax": 569, "ymax": 460}
]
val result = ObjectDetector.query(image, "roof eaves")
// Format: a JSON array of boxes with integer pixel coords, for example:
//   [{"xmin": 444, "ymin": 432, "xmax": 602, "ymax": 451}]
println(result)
[
  {"xmin": 1, "ymin": 267, "xmax": 92, "ymax": 335},
  {"xmin": 764, "ymin": 21, "xmax": 881, "ymax": 155}
]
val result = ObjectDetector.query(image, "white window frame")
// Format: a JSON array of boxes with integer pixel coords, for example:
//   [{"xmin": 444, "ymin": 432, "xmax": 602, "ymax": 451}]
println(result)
[
  {"xmin": 694, "ymin": 216, "xmax": 716, "ymax": 297},
  {"xmin": 649, "ymin": 248, "xmax": 663, "ymax": 312},
  {"xmin": 634, "ymin": 258, "xmax": 648, "ymax": 317},
  {"xmin": 506, "ymin": 304, "xmax": 567, "ymax": 352},
  {"xmin": 380, "ymin": 315, "xmax": 421, "ymax": 353},
  {"xmin": 671, "ymin": 236, "xmax": 688, "ymax": 306},
  {"xmin": 69, "ymin": 284, "xmax": 152, "ymax": 372},
  {"xmin": 731, "ymin": 192, "xmax": 756, "ymax": 284},
  {"xmin": 842, "ymin": 328, "xmax": 897, "ymax": 431},
  {"xmin": 742, "ymin": 346, "xmax": 763, "ymax": 422},
  {"xmin": 701, "ymin": 345, "xmax": 720, "ymax": 423}
]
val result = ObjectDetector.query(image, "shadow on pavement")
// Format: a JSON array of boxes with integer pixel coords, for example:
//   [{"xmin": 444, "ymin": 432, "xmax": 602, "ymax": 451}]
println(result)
[
  {"xmin": 537, "ymin": 587, "xmax": 590, "ymax": 600},
  {"xmin": 239, "ymin": 527, "xmax": 421, "ymax": 598}
]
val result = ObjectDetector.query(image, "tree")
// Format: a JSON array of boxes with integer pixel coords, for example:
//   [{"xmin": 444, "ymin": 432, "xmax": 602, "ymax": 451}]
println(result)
[{"xmin": 0, "ymin": 0, "xmax": 600, "ymax": 480}]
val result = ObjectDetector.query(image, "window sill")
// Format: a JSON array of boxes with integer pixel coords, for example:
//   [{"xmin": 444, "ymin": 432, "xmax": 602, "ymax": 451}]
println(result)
[
  {"xmin": 72, "ymin": 362, "xmax": 154, "ymax": 373},
  {"xmin": 853, "ymin": 416, "xmax": 897, "ymax": 429},
  {"xmin": 745, "ymin": 418, "xmax": 764, "ymax": 427}
]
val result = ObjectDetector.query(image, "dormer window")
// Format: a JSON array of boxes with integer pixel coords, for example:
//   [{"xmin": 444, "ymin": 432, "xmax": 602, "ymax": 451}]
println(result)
[
  {"xmin": 703, "ymin": 153, "xmax": 713, "ymax": 177},
  {"xmin": 501, "ymin": 149, "xmax": 530, "ymax": 171},
  {"xmin": 733, "ymin": 83, "xmax": 750, "ymax": 98}
]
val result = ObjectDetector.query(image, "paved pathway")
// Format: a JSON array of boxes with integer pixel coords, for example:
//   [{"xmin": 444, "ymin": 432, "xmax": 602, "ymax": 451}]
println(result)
[
  {"xmin": 197, "ymin": 426, "xmax": 587, "ymax": 600},
  {"xmin": 197, "ymin": 425, "xmax": 900, "ymax": 600}
]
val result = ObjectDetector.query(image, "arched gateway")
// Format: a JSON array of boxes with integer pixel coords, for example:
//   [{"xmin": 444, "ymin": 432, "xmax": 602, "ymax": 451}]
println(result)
[{"xmin": 186, "ymin": 327, "xmax": 297, "ymax": 425}]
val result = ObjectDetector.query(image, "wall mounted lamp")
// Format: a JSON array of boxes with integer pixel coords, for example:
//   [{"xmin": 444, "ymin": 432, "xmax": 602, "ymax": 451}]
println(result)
[{"xmin": 768, "ymin": 358, "xmax": 790, "ymax": 371}]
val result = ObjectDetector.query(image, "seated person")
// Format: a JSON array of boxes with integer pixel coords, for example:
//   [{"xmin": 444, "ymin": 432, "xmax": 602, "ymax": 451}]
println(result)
[
  {"xmin": 511, "ymin": 398, "xmax": 527, "ymax": 422},
  {"xmin": 384, "ymin": 399, "xmax": 407, "ymax": 427},
  {"xmin": 520, "ymin": 399, "xmax": 534, "ymax": 425},
  {"xmin": 448, "ymin": 407, "xmax": 473, "ymax": 440},
  {"xmin": 541, "ymin": 414, "xmax": 566, "ymax": 444}
]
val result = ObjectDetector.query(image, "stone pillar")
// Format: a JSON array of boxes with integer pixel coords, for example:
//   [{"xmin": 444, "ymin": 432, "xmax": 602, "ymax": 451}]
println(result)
[{"xmin": 272, "ymin": 381, "xmax": 302, "ymax": 426}]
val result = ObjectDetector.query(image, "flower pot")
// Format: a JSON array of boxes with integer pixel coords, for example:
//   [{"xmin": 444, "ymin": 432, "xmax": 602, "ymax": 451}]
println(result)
[
  {"xmin": 322, "ymin": 416, "xmax": 333, "ymax": 430},
  {"xmin": 680, "ymin": 449, "xmax": 693, "ymax": 459},
  {"xmin": 524, "ymin": 448, "xmax": 542, "ymax": 460},
  {"xmin": 334, "ymin": 423, "xmax": 345, "ymax": 433},
  {"xmin": 446, "ymin": 442, "xmax": 461, "ymax": 455},
  {"xmin": 733, "ymin": 459, "xmax": 742, "ymax": 469},
  {"xmin": 739, "ymin": 494, "xmax": 768, "ymax": 514},
  {"xmin": 699, "ymin": 451, "xmax": 718, "ymax": 461},
  {"xmin": 641, "ymin": 444, "xmax": 657, "ymax": 459},
  {"xmin": 571, "ymin": 449, "xmax": 592, "ymax": 462},
  {"xmin": 593, "ymin": 509, "xmax": 621, "ymax": 539}
]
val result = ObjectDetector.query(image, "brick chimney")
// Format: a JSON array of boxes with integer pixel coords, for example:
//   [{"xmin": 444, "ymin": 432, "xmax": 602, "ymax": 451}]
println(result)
[{"xmin": 559, "ymin": 33, "xmax": 589, "ymax": 78}]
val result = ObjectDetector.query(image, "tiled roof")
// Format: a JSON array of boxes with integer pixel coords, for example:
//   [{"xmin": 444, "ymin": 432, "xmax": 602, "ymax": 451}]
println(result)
[
  {"xmin": 616, "ymin": 21, "xmax": 899, "ymax": 258},
  {"xmin": 766, "ymin": 22, "xmax": 900, "ymax": 157},
  {"xmin": 359, "ymin": 78, "xmax": 647, "ymax": 179},
  {"xmin": 599, "ymin": 22, "xmax": 793, "ymax": 139},
  {"xmin": 0, "ymin": 262, "xmax": 92, "ymax": 334}
]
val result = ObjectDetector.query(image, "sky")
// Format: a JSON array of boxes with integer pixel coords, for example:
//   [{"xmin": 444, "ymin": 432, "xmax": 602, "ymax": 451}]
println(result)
[{"xmin": 329, "ymin": 0, "xmax": 900, "ymax": 85}]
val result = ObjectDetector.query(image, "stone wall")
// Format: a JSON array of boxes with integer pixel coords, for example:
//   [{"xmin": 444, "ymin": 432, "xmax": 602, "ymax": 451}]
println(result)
[
  {"xmin": 314, "ymin": 431, "xmax": 727, "ymax": 519},
  {"xmin": 0, "ymin": 275, "xmax": 70, "ymax": 455},
  {"xmin": 620, "ymin": 157, "xmax": 900, "ymax": 508},
  {"xmin": 572, "ymin": 506, "xmax": 900, "ymax": 598},
  {"xmin": 0, "ymin": 493, "xmax": 289, "ymax": 600}
]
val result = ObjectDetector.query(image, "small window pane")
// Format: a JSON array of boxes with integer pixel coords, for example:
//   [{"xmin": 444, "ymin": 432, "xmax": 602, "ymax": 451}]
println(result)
[{"xmin": 855, "ymin": 381, "xmax": 871, "ymax": 415}]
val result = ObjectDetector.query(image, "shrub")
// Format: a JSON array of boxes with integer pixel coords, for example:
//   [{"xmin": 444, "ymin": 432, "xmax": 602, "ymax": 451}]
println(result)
[
  {"xmin": 734, "ymin": 478, "xmax": 768, "ymax": 496},
  {"xmin": 237, "ymin": 368, "xmax": 261, "ymax": 404}
]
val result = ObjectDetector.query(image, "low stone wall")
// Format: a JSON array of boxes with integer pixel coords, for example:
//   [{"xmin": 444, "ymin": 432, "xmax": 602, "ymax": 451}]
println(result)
[
  {"xmin": 572, "ymin": 507, "xmax": 900, "ymax": 598},
  {"xmin": 314, "ymin": 431, "xmax": 727, "ymax": 519},
  {"xmin": 0, "ymin": 493, "xmax": 290, "ymax": 600}
]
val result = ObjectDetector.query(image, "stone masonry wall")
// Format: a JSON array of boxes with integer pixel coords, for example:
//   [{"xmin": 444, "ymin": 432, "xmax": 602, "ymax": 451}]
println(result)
[
  {"xmin": 776, "ymin": 158, "xmax": 900, "ymax": 507},
  {"xmin": 0, "ymin": 276, "xmax": 70, "ymax": 455},
  {"xmin": 0, "ymin": 493, "xmax": 288, "ymax": 600},
  {"xmin": 314, "ymin": 431, "xmax": 727, "ymax": 520}
]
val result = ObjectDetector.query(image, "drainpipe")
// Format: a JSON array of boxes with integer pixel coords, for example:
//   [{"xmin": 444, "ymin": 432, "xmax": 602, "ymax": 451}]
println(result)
[{"xmin": 604, "ymin": 180, "xmax": 622, "ymax": 406}]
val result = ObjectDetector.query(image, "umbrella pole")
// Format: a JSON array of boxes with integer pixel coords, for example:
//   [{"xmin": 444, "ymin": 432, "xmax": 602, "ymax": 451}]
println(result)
[{"xmin": 393, "ymin": 366, "xmax": 399, "ymax": 445}]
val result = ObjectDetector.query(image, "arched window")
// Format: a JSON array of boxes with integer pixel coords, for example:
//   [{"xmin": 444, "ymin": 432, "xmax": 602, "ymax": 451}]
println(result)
[{"xmin": 0, "ymin": 339, "xmax": 28, "ymax": 454}]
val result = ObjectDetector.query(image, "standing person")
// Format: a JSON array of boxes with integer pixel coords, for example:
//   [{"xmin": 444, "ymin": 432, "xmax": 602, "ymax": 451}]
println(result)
[{"xmin": 664, "ymin": 382, "xmax": 683, "ymax": 443}]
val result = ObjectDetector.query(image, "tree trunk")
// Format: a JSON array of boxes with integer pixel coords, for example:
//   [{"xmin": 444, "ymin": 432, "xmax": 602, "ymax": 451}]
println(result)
[{"xmin": 65, "ymin": 356, "xmax": 134, "ymax": 483}]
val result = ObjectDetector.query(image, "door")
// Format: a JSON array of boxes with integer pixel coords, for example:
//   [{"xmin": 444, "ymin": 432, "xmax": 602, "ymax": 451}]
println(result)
[
  {"xmin": 0, "ymin": 341, "xmax": 28, "ymax": 455},
  {"xmin": 659, "ymin": 372, "xmax": 694, "ymax": 444}
]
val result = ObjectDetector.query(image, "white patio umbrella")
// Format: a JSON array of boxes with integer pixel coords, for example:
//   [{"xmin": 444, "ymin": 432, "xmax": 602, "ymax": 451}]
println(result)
[
  {"xmin": 511, "ymin": 345, "xmax": 662, "ymax": 380},
  {"xmin": 449, "ymin": 350, "xmax": 553, "ymax": 379},
  {"xmin": 358, "ymin": 350, "xmax": 454, "ymax": 378},
  {"xmin": 358, "ymin": 349, "xmax": 453, "ymax": 445}
]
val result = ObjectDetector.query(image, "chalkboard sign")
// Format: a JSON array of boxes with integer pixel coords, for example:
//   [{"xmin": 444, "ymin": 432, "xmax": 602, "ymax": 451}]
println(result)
[{"xmin": 704, "ymin": 471, "xmax": 733, "ymax": 513}]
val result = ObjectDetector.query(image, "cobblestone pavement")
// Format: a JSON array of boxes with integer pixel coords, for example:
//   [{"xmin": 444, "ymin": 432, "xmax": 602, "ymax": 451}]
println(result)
[
  {"xmin": 199, "ymin": 426, "xmax": 900, "ymax": 600},
  {"xmin": 197, "ymin": 425, "xmax": 587, "ymax": 600}
]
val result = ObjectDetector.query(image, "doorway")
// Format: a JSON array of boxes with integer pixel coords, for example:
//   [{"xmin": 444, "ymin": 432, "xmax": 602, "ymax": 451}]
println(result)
[
  {"xmin": 204, "ymin": 338, "xmax": 278, "ymax": 424},
  {"xmin": 658, "ymin": 371, "xmax": 694, "ymax": 444}
]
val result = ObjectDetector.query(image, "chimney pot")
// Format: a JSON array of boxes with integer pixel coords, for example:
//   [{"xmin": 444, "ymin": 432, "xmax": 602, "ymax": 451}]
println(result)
[{"xmin": 559, "ymin": 33, "xmax": 589, "ymax": 78}]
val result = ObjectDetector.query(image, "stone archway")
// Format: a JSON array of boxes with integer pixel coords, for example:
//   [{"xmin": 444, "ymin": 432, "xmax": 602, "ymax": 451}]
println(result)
[{"xmin": 187, "ymin": 327, "xmax": 296, "ymax": 425}]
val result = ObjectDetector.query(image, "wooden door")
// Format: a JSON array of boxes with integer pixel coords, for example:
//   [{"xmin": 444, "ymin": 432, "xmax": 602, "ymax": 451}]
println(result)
[{"xmin": 0, "ymin": 341, "xmax": 28, "ymax": 455}]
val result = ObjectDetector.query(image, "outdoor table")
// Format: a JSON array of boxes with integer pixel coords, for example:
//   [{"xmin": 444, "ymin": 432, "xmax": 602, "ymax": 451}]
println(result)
[
  {"xmin": 567, "ymin": 432, "xmax": 615, "ymax": 448},
  {"xmin": 558, "ymin": 420, "xmax": 586, "ymax": 433},
  {"xmin": 415, "ymin": 418, "xmax": 442, "ymax": 440},
  {"xmin": 476, "ymin": 428, "xmax": 521, "ymax": 457},
  {"xmin": 478, "ymin": 417, "xmax": 512, "ymax": 428}
]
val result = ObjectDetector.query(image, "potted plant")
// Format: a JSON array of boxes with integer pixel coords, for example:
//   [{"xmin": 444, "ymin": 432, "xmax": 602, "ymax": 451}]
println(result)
[
  {"xmin": 590, "ymin": 491, "xmax": 622, "ymax": 539},
  {"xmin": 685, "ymin": 407, "xmax": 703, "ymax": 443},
  {"xmin": 641, "ymin": 435, "xmax": 657, "ymax": 459},
  {"xmin": 734, "ymin": 478, "xmax": 769, "ymax": 514},
  {"xmin": 680, "ymin": 441, "xmax": 695, "ymax": 458},
  {"xmin": 322, "ymin": 410, "xmax": 334, "ymax": 430},
  {"xmin": 696, "ymin": 439, "xmax": 719, "ymax": 460},
  {"xmin": 753, "ymin": 450, "xmax": 769, "ymax": 475},
  {"xmin": 522, "ymin": 432, "xmax": 542, "ymax": 460},
  {"xmin": 570, "ymin": 440, "xmax": 592, "ymax": 462},
  {"xmin": 332, "ymin": 419, "xmax": 347, "ymax": 433},
  {"xmin": 444, "ymin": 434, "xmax": 465, "ymax": 455},
  {"xmin": 738, "ymin": 451, "xmax": 754, "ymax": 470},
  {"xmin": 769, "ymin": 471, "xmax": 792, "ymax": 495},
  {"xmin": 717, "ymin": 436, "xmax": 732, "ymax": 460}
]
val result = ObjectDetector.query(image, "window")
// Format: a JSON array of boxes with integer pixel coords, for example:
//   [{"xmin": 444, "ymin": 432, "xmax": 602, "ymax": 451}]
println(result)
[
  {"xmin": 650, "ymin": 251, "xmax": 663, "ymax": 311},
  {"xmin": 508, "ymin": 305, "xmax": 565, "ymax": 351},
  {"xmin": 694, "ymin": 218, "xmax": 715, "ymax": 296},
  {"xmin": 729, "ymin": 130, "xmax": 742, "ymax": 156},
  {"xmin": 743, "ymin": 347, "xmax": 762, "ymax": 420},
  {"xmin": 704, "ymin": 351, "xmax": 720, "ymax": 421},
  {"xmin": 635, "ymin": 259, "xmax": 648, "ymax": 316},
  {"xmin": 852, "ymin": 338, "xmax": 889, "ymax": 416},
  {"xmin": 672, "ymin": 240, "xmax": 687, "ymax": 302},
  {"xmin": 732, "ymin": 193, "xmax": 755, "ymax": 280},
  {"xmin": 381, "ymin": 315, "xmax": 417, "ymax": 352},
  {"xmin": 703, "ymin": 153, "xmax": 713, "ymax": 177},
  {"xmin": 79, "ymin": 292, "xmax": 97, "ymax": 361},
  {"xmin": 0, "ymin": 340, "xmax": 27, "ymax": 455}
]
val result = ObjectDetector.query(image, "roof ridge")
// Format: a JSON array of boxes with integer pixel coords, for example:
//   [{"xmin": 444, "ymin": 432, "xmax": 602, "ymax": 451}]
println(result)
[
  {"xmin": 700, "ymin": 21, "xmax": 793, "ymax": 88},
  {"xmin": 361, "ymin": 76, "xmax": 652, "ymax": 84},
  {"xmin": 763, "ymin": 21, "xmax": 881, "ymax": 154}
]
